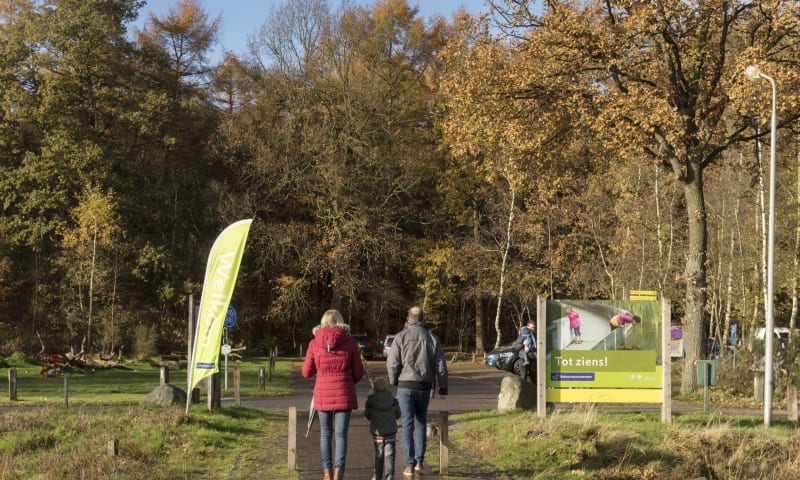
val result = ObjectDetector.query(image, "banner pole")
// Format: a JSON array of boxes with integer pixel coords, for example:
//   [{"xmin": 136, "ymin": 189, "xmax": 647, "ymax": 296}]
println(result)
[{"xmin": 185, "ymin": 305, "xmax": 202, "ymax": 415}]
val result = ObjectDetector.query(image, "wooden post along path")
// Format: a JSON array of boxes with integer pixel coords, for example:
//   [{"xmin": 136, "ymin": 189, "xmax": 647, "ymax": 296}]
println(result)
[
  {"xmin": 439, "ymin": 411, "xmax": 449, "ymax": 475},
  {"xmin": 258, "ymin": 367, "xmax": 266, "ymax": 391},
  {"xmin": 8, "ymin": 368, "xmax": 17, "ymax": 401},
  {"xmin": 288, "ymin": 406, "xmax": 297, "ymax": 471},
  {"xmin": 234, "ymin": 366, "xmax": 241, "ymax": 406}
]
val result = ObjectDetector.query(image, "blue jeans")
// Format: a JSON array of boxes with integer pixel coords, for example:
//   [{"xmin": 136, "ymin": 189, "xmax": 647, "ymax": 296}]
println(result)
[
  {"xmin": 372, "ymin": 437, "xmax": 396, "ymax": 479},
  {"xmin": 396, "ymin": 387, "xmax": 431, "ymax": 468},
  {"xmin": 317, "ymin": 410, "xmax": 351, "ymax": 469}
]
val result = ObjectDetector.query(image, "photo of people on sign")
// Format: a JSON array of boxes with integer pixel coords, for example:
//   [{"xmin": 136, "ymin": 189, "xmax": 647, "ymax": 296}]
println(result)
[{"xmin": 545, "ymin": 299, "xmax": 663, "ymax": 403}]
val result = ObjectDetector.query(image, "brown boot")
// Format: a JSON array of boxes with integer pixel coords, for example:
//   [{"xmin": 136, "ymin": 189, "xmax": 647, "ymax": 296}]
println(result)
[
  {"xmin": 333, "ymin": 467, "xmax": 344, "ymax": 480},
  {"xmin": 323, "ymin": 468, "xmax": 332, "ymax": 480}
]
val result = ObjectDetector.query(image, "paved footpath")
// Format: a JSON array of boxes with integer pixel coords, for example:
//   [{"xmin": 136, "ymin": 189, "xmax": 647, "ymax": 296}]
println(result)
[
  {"xmin": 236, "ymin": 360, "xmax": 509, "ymax": 479},
  {"xmin": 297, "ymin": 411, "xmax": 443, "ymax": 480}
]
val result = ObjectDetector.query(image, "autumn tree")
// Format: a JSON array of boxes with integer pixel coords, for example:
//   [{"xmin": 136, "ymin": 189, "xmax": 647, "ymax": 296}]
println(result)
[
  {"xmin": 440, "ymin": 0, "xmax": 800, "ymax": 392},
  {"xmin": 0, "ymin": 0, "xmax": 32, "ymax": 39},
  {"xmin": 60, "ymin": 186, "xmax": 123, "ymax": 354},
  {"xmin": 437, "ymin": 10, "xmax": 599, "ymax": 351},
  {"xmin": 211, "ymin": 53, "xmax": 252, "ymax": 113},
  {"xmin": 314, "ymin": 0, "xmax": 448, "ymax": 333},
  {"xmin": 136, "ymin": 0, "xmax": 220, "ymax": 88}
]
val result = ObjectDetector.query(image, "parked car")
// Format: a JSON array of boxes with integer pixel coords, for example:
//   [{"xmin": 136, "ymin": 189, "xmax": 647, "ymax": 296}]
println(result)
[
  {"xmin": 351, "ymin": 333, "xmax": 375, "ymax": 359},
  {"xmin": 382, "ymin": 335, "xmax": 395, "ymax": 358},
  {"xmin": 486, "ymin": 343, "xmax": 536, "ymax": 380},
  {"xmin": 486, "ymin": 344, "xmax": 521, "ymax": 375}
]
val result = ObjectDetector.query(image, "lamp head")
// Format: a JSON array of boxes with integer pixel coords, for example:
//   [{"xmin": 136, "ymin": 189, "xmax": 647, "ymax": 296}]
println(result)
[{"xmin": 745, "ymin": 65, "xmax": 763, "ymax": 82}]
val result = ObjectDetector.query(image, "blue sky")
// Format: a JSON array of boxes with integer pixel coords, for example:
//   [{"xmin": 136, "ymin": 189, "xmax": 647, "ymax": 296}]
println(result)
[{"xmin": 137, "ymin": 0, "xmax": 491, "ymax": 61}]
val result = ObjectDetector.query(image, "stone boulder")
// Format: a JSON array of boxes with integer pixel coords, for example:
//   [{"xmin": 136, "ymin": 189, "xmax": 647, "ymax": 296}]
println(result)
[
  {"xmin": 141, "ymin": 384, "xmax": 187, "ymax": 407},
  {"xmin": 497, "ymin": 375, "xmax": 536, "ymax": 411}
]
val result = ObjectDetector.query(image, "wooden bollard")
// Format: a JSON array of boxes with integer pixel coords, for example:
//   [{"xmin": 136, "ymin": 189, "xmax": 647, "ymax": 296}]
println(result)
[
  {"xmin": 439, "ymin": 411, "xmax": 449, "ymax": 475},
  {"xmin": 207, "ymin": 373, "xmax": 221, "ymax": 411},
  {"xmin": 789, "ymin": 385, "xmax": 798, "ymax": 422},
  {"xmin": 288, "ymin": 407, "xmax": 297, "ymax": 470},
  {"xmin": 8, "ymin": 368, "xmax": 17, "ymax": 401},
  {"xmin": 258, "ymin": 367, "xmax": 266, "ymax": 391},
  {"xmin": 107, "ymin": 439, "xmax": 119, "ymax": 456},
  {"xmin": 234, "ymin": 366, "xmax": 241, "ymax": 406},
  {"xmin": 269, "ymin": 350, "xmax": 276, "ymax": 381},
  {"xmin": 63, "ymin": 377, "xmax": 69, "ymax": 409},
  {"xmin": 160, "ymin": 366, "xmax": 170, "ymax": 385},
  {"xmin": 754, "ymin": 375, "xmax": 764, "ymax": 403}
]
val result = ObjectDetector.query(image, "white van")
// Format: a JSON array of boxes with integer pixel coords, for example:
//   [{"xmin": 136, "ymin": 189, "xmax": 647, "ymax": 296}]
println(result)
[{"xmin": 754, "ymin": 327, "xmax": 793, "ymax": 349}]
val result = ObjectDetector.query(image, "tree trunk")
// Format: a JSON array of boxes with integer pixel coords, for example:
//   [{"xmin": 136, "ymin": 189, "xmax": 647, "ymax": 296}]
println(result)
[
  {"xmin": 680, "ymin": 161, "xmax": 708, "ymax": 395},
  {"xmin": 722, "ymin": 196, "xmax": 739, "ymax": 354},
  {"xmin": 475, "ymin": 298, "xmax": 484, "ymax": 355},
  {"xmin": 87, "ymin": 227, "xmax": 97, "ymax": 354},
  {"xmin": 473, "ymin": 209, "xmax": 485, "ymax": 355},
  {"xmin": 791, "ymin": 132, "xmax": 800, "ymax": 348},
  {"xmin": 589, "ymin": 217, "xmax": 615, "ymax": 298},
  {"xmin": 494, "ymin": 172, "xmax": 515, "ymax": 349}
]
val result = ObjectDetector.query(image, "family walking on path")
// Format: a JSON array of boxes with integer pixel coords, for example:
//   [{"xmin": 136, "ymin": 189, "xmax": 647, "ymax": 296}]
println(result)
[{"xmin": 303, "ymin": 305, "xmax": 449, "ymax": 479}]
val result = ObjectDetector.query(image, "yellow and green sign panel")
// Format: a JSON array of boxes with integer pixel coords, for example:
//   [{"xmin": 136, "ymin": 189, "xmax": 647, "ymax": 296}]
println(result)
[{"xmin": 545, "ymin": 299, "xmax": 663, "ymax": 403}]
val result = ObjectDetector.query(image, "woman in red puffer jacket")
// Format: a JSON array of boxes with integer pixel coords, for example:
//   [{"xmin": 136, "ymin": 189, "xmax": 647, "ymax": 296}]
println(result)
[{"xmin": 302, "ymin": 309, "xmax": 365, "ymax": 480}]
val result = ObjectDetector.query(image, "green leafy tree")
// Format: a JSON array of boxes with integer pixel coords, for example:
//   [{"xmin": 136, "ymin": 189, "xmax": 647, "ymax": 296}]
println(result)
[
  {"xmin": 132, "ymin": 0, "xmax": 226, "ymax": 347},
  {"xmin": 60, "ymin": 186, "xmax": 122, "ymax": 354},
  {"xmin": 0, "ymin": 0, "xmax": 222, "ymax": 354},
  {"xmin": 0, "ymin": 0, "xmax": 152, "ymax": 351}
]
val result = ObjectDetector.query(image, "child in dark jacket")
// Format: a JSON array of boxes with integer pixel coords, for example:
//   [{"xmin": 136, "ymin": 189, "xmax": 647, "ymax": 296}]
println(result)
[{"xmin": 365, "ymin": 376, "xmax": 401, "ymax": 480}]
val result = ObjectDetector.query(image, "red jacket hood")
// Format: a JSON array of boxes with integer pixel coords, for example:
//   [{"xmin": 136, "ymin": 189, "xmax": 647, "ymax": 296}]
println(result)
[
  {"xmin": 301, "ymin": 323, "xmax": 364, "ymax": 411},
  {"xmin": 312, "ymin": 324, "xmax": 351, "ymax": 351}
]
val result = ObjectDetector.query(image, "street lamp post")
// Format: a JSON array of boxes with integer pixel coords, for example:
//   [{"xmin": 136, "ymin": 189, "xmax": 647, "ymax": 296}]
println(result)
[{"xmin": 745, "ymin": 64, "xmax": 778, "ymax": 427}]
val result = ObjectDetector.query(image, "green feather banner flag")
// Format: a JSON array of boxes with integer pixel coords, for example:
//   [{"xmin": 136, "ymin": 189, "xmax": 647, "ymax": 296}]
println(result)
[{"xmin": 186, "ymin": 219, "xmax": 252, "ymax": 414}]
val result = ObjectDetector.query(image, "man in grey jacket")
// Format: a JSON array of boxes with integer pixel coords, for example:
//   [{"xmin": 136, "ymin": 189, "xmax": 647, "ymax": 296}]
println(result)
[{"xmin": 386, "ymin": 306, "xmax": 448, "ymax": 476}]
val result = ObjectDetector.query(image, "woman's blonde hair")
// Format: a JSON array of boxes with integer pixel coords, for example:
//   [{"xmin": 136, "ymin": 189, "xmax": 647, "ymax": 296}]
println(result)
[{"xmin": 320, "ymin": 309, "xmax": 344, "ymax": 327}]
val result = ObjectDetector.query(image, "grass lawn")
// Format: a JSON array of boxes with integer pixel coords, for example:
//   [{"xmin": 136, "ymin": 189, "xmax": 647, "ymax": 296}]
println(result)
[
  {"xmin": 0, "ymin": 406, "xmax": 295, "ymax": 480},
  {"xmin": 0, "ymin": 356, "xmax": 297, "ymax": 479},
  {"xmin": 448, "ymin": 407, "xmax": 800, "ymax": 479},
  {"xmin": 4, "ymin": 355, "xmax": 800, "ymax": 479},
  {"xmin": 0, "ymin": 356, "xmax": 293, "ymax": 407}
]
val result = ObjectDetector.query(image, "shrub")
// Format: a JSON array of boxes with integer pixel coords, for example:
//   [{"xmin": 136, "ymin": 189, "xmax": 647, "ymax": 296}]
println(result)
[
  {"xmin": 132, "ymin": 324, "xmax": 158, "ymax": 360},
  {"xmin": 5, "ymin": 351, "xmax": 29, "ymax": 367}
]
